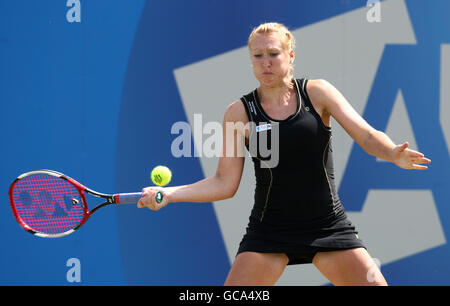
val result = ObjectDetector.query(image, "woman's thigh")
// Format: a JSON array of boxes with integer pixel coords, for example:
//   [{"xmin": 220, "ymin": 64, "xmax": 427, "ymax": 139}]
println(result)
[
  {"xmin": 224, "ymin": 251, "xmax": 289, "ymax": 286},
  {"xmin": 312, "ymin": 247, "xmax": 387, "ymax": 286}
]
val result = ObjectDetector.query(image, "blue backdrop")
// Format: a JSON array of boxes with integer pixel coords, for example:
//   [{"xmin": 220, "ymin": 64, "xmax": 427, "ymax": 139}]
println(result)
[{"xmin": 1, "ymin": 0, "xmax": 449, "ymax": 285}]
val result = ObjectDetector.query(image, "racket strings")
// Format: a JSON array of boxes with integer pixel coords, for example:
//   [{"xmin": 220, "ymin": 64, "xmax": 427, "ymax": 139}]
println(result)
[{"xmin": 12, "ymin": 174, "xmax": 85, "ymax": 235}]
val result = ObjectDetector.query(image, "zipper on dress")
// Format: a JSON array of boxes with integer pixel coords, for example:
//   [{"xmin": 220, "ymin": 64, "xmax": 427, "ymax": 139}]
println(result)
[{"xmin": 259, "ymin": 159, "xmax": 273, "ymax": 222}]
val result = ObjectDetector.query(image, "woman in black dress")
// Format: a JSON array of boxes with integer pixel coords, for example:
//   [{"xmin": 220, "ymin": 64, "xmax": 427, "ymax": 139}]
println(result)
[{"xmin": 137, "ymin": 22, "xmax": 431, "ymax": 286}]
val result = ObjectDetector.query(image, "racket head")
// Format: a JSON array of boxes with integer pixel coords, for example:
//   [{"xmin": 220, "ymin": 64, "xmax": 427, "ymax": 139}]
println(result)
[{"xmin": 8, "ymin": 170, "xmax": 89, "ymax": 238}]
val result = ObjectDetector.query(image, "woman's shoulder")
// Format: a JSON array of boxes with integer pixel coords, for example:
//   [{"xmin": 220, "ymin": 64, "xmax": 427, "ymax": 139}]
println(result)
[
  {"xmin": 224, "ymin": 99, "xmax": 248, "ymax": 122},
  {"xmin": 303, "ymin": 78, "xmax": 337, "ymax": 103},
  {"xmin": 304, "ymin": 78, "xmax": 333, "ymax": 93}
]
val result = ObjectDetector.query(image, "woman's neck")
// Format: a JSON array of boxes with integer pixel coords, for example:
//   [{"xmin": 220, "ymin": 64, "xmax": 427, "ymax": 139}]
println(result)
[{"xmin": 258, "ymin": 78, "xmax": 294, "ymax": 107}]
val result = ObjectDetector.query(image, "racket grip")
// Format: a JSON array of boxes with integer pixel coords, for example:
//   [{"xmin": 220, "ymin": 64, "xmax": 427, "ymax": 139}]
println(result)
[
  {"xmin": 115, "ymin": 192, "xmax": 142, "ymax": 204},
  {"xmin": 115, "ymin": 191, "xmax": 164, "ymax": 204}
]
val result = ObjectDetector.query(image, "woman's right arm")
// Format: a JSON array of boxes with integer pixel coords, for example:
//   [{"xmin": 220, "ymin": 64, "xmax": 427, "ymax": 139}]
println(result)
[{"xmin": 138, "ymin": 100, "xmax": 248, "ymax": 211}]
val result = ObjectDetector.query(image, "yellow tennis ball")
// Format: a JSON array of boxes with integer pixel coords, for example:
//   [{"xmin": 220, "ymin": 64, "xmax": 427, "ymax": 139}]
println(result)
[{"xmin": 151, "ymin": 166, "xmax": 172, "ymax": 186}]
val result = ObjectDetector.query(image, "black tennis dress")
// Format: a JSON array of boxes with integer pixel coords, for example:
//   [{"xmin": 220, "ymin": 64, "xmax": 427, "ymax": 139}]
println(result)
[{"xmin": 237, "ymin": 78, "xmax": 365, "ymax": 265}]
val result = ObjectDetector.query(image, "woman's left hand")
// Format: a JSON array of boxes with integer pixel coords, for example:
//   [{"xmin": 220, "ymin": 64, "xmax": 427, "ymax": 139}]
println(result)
[{"xmin": 392, "ymin": 142, "xmax": 431, "ymax": 170}]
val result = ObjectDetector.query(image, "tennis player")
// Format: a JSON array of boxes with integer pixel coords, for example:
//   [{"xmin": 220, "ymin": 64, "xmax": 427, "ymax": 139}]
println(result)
[{"xmin": 138, "ymin": 23, "xmax": 431, "ymax": 286}]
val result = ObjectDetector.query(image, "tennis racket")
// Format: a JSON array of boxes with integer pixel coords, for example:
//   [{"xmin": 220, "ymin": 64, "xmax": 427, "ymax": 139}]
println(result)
[{"xmin": 8, "ymin": 169, "xmax": 163, "ymax": 238}]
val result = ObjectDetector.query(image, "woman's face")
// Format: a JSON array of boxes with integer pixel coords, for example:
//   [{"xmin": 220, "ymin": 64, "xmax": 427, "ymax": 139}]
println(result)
[{"xmin": 249, "ymin": 32, "xmax": 294, "ymax": 87}]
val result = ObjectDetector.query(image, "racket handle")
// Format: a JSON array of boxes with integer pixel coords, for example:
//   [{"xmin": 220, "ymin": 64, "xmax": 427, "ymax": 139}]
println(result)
[
  {"xmin": 116, "ymin": 192, "xmax": 142, "ymax": 204},
  {"xmin": 115, "ymin": 191, "xmax": 163, "ymax": 204}
]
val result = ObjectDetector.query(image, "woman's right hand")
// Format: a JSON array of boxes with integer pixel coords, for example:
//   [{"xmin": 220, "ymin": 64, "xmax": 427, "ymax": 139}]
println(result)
[{"xmin": 138, "ymin": 186, "xmax": 170, "ymax": 211}]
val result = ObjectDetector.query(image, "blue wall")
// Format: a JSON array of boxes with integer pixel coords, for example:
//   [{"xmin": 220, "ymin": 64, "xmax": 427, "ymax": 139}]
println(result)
[{"xmin": 1, "ymin": 0, "xmax": 449, "ymax": 285}]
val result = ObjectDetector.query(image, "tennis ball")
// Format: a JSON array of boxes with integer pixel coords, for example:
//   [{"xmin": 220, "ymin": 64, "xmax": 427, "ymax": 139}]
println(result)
[{"xmin": 151, "ymin": 165, "xmax": 172, "ymax": 186}]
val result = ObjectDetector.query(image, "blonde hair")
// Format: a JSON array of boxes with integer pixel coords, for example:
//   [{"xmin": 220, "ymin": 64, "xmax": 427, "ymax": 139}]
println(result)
[{"xmin": 248, "ymin": 22, "xmax": 296, "ymax": 52}]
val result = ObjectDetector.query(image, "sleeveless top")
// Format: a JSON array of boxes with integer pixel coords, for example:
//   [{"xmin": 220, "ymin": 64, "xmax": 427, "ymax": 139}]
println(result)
[{"xmin": 240, "ymin": 78, "xmax": 346, "ymax": 233}]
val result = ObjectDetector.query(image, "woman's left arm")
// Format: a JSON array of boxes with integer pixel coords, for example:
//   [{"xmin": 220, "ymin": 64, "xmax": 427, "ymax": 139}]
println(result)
[{"xmin": 307, "ymin": 79, "xmax": 431, "ymax": 170}]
